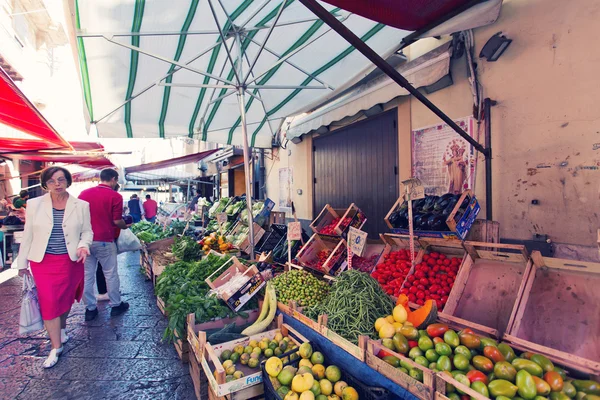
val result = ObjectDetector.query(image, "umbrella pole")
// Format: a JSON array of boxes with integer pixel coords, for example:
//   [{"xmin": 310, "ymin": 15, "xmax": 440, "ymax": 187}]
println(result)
[{"xmin": 237, "ymin": 87, "xmax": 255, "ymax": 260}]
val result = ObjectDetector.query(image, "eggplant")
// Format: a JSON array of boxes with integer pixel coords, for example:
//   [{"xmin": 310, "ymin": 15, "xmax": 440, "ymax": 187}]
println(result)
[
  {"xmin": 413, "ymin": 198, "xmax": 426, "ymax": 211},
  {"xmin": 422, "ymin": 196, "xmax": 439, "ymax": 212},
  {"xmin": 430, "ymin": 215, "xmax": 450, "ymax": 231},
  {"xmin": 398, "ymin": 200, "xmax": 408, "ymax": 212},
  {"xmin": 397, "ymin": 215, "xmax": 409, "ymax": 229},
  {"xmin": 418, "ymin": 213, "xmax": 434, "ymax": 230},
  {"xmin": 442, "ymin": 196, "xmax": 460, "ymax": 217},
  {"xmin": 434, "ymin": 193, "xmax": 454, "ymax": 212},
  {"xmin": 413, "ymin": 212, "xmax": 425, "ymax": 228},
  {"xmin": 389, "ymin": 211, "xmax": 402, "ymax": 228}
]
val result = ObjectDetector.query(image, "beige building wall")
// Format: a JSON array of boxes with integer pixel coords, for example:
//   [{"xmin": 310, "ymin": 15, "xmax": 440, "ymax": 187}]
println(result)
[{"xmin": 265, "ymin": 0, "xmax": 600, "ymax": 251}]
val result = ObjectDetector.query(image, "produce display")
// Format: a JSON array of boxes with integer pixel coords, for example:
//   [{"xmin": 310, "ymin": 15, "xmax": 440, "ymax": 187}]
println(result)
[
  {"xmin": 155, "ymin": 254, "xmax": 258, "ymax": 342},
  {"xmin": 228, "ymin": 224, "xmax": 251, "ymax": 247},
  {"xmin": 371, "ymin": 249, "xmax": 413, "ymax": 297},
  {"xmin": 373, "ymin": 299, "xmax": 598, "ymax": 400},
  {"xmin": 209, "ymin": 197, "xmax": 231, "ymax": 218},
  {"xmin": 214, "ymin": 327, "xmax": 298, "ymax": 383},
  {"xmin": 240, "ymin": 201, "xmax": 265, "ymax": 224},
  {"xmin": 400, "ymin": 251, "xmax": 462, "ymax": 309},
  {"xmin": 319, "ymin": 217, "xmax": 351, "ymax": 235},
  {"xmin": 199, "ymin": 232, "xmax": 234, "ymax": 254},
  {"xmin": 206, "ymin": 219, "xmax": 234, "ymax": 234},
  {"xmin": 131, "ymin": 221, "xmax": 173, "ymax": 242},
  {"xmin": 272, "ymin": 239, "xmax": 301, "ymax": 263},
  {"xmin": 305, "ymin": 270, "xmax": 394, "ymax": 344},
  {"xmin": 272, "ymin": 270, "xmax": 329, "ymax": 307},
  {"xmin": 350, "ymin": 254, "xmax": 380, "ymax": 273},
  {"xmin": 264, "ymin": 342, "xmax": 360, "ymax": 400},
  {"xmin": 388, "ymin": 193, "xmax": 468, "ymax": 231},
  {"xmin": 226, "ymin": 198, "xmax": 246, "ymax": 216},
  {"xmin": 171, "ymin": 235, "xmax": 202, "ymax": 262},
  {"xmin": 304, "ymin": 249, "xmax": 332, "ymax": 272}
]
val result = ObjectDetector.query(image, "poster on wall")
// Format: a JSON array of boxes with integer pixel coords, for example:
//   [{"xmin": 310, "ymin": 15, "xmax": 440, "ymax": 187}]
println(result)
[
  {"xmin": 278, "ymin": 167, "xmax": 292, "ymax": 212},
  {"xmin": 412, "ymin": 117, "xmax": 476, "ymax": 196}
]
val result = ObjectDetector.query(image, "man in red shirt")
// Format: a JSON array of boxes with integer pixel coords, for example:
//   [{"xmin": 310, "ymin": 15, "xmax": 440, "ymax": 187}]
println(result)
[
  {"xmin": 78, "ymin": 169, "xmax": 129, "ymax": 321},
  {"xmin": 143, "ymin": 194, "xmax": 158, "ymax": 223}
]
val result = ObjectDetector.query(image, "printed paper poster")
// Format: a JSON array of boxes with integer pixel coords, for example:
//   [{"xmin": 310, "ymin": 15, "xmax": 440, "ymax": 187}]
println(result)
[
  {"xmin": 278, "ymin": 167, "xmax": 292, "ymax": 212},
  {"xmin": 412, "ymin": 117, "xmax": 476, "ymax": 196}
]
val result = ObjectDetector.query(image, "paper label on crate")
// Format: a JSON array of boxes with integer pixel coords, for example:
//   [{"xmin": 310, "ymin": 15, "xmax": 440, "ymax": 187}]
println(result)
[
  {"xmin": 287, "ymin": 222, "xmax": 302, "ymax": 240},
  {"xmin": 347, "ymin": 227, "xmax": 367, "ymax": 257},
  {"xmin": 217, "ymin": 212, "xmax": 228, "ymax": 224},
  {"xmin": 405, "ymin": 185, "xmax": 425, "ymax": 200},
  {"xmin": 226, "ymin": 274, "xmax": 266, "ymax": 312}
]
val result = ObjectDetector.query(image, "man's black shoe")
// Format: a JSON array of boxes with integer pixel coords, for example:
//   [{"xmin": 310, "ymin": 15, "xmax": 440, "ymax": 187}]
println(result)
[
  {"xmin": 110, "ymin": 302, "xmax": 130, "ymax": 317},
  {"xmin": 85, "ymin": 308, "xmax": 98, "ymax": 321}
]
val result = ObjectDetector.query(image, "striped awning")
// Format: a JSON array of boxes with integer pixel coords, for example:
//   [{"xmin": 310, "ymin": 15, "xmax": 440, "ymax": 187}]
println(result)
[{"xmin": 70, "ymin": 0, "xmax": 414, "ymax": 148}]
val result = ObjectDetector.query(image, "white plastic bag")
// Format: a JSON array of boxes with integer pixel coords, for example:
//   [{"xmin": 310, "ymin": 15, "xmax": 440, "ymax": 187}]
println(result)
[
  {"xmin": 116, "ymin": 228, "xmax": 142, "ymax": 254},
  {"xmin": 19, "ymin": 273, "xmax": 43, "ymax": 335}
]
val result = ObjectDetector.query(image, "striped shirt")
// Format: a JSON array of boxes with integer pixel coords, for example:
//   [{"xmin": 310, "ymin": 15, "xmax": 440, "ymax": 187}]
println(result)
[{"xmin": 46, "ymin": 208, "xmax": 68, "ymax": 255}]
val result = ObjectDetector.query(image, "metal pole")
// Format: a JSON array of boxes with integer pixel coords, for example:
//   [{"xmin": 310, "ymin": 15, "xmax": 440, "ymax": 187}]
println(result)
[
  {"xmin": 298, "ymin": 0, "xmax": 489, "ymax": 157},
  {"xmin": 237, "ymin": 87, "xmax": 255, "ymax": 259},
  {"xmin": 484, "ymin": 98, "xmax": 494, "ymax": 220}
]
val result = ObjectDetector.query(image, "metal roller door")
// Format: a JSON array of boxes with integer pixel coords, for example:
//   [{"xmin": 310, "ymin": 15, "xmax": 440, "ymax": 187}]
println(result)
[{"xmin": 313, "ymin": 109, "xmax": 399, "ymax": 238}]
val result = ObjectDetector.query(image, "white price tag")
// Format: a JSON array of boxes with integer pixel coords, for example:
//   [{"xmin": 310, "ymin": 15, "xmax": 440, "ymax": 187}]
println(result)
[
  {"xmin": 287, "ymin": 222, "xmax": 302, "ymax": 241},
  {"xmin": 347, "ymin": 227, "xmax": 368, "ymax": 257},
  {"xmin": 216, "ymin": 212, "xmax": 228, "ymax": 224}
]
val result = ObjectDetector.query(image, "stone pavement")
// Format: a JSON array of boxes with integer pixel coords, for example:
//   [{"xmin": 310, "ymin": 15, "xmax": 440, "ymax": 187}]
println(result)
[{"xmin": 0, "ymin": 252, "xmax": 195, "ymax": 400}]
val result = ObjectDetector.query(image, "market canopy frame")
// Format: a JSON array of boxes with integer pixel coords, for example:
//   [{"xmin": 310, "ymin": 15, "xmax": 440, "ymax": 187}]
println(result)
[{"xmin": 67, "ymin": 0, "xmax": 501, "ymax": 255}]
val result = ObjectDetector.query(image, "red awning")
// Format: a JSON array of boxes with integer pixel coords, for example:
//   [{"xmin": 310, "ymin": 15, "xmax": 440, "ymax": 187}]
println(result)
[
  {"xmin": 125, "ymin": 149, "xmax": 219, "ymax": 174},
  {"xmin": 0, "ymin": 139, "xmax": 104, "ymax": 153},
  {"xmin": 322, "ymin": 0, "xmax": 477, "ymax": 31},
  {"xmin": 2, "ymin": 152, "xmax": 114, "ymax": 168},
  {"xmin": 0, "ymin": 66, "xmax": 71, "ymax": 149}
]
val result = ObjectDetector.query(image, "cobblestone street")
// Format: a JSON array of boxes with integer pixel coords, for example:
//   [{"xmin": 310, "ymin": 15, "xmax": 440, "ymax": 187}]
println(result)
[{"xmin": 0, "ymin": 252, "xmax": 195, "ymax": 400}]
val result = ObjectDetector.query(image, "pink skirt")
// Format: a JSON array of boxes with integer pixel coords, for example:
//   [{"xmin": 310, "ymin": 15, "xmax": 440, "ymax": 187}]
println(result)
[{"xmin": 30, "ymin": 253, "xmax": 84, "ymax": 320}]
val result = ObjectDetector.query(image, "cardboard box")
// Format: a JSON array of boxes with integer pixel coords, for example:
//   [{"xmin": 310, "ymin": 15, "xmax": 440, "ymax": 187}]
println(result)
[{"xmin": 205, "ymin": 257, "xmax": 265, "ymax": 312}]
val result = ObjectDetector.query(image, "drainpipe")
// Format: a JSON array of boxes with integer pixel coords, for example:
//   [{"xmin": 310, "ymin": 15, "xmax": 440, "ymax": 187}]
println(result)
[{"xmin": 484, "ymin": 98, "xmax": 495, "ymax": 221}]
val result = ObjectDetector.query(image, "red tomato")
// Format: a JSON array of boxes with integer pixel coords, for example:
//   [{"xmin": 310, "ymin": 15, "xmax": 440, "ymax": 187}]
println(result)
[
  {"xmin": 408, "ymin": 293, "xmax": 416, "ymax": 302},
  {"xmin": 430, "ymin": 252, "xmax": 440, "ymax": 259},
  {"xmin": 416, "ymin": 299, "xmax": 425, "ymax": 305},
  {"xmin": 419, "ymin": 278, "xmax": 429, "ymax": 285}
]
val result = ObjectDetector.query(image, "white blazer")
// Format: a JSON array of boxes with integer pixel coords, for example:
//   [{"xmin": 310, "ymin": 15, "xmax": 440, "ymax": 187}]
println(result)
[{"xmin": 16, "ymin": 193, "xmax": 93, "ymax": 269}]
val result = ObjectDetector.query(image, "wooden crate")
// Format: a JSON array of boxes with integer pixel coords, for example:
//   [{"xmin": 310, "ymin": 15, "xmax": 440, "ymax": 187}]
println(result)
[
  {"xmin": 145, "ymin": 235, "xmax": 175, "ymax": 252},
  {"xmin": 201, "ymin": 316, "xmax": 308, "ymax": 398},
  {"xmin": 276, "ymin": 301, "xmax": 323, "ymax": 333},
  {"xmin": 375, "ymin": 234, "xmax": 424, "ymax": 268},
  {"xmin": 140, "ymin": 248, "xmax": 152, "ymax": 280},
  {"xmin": 186, "ymin": 310, "xmax": 261, "ymax": 368},
  {"xmin": 189, "ymin": 347, "xmax": 208, "ymax": 400},
  {"xmin": 319, "ymin": 315, "xmax": 368, "ymax": 361},
  {"xmin": 504, "ymin": 251, "xmax": 600, "ymax": 374},
  {"xmin": 348, "ymin": 241, "xmax": 386, "ymax": 274},
  {"xmin": 366, "ymin": 339, "xmax": 435, "ymax": 400},
  {"xmin": 174, "ymin": 328, "xmax": 189, "ymax": 363},
  {"xmin": 205, "ymin": 257, "xmax": 265, "ymax": 312},
  {"xmin": 367, "ymin": 312, "xmax": 499, "ymax": 400},
  {"xmin": 295, "ymin": 234, "xmax": 347, "ymax": 275},
  {"xmin": 443, "ymin": 242, "xmax": 532, "ymax": 336},
  {"xmin": 397, "ymin": 238, "xmax": 468, "ymax": 311},
  {"xmin": 466, "ymin": 220, "xmax": 500, "ymax": 243},
  {"xmin": 157, "ymin": 296, "xmax": 168, "ymax": 317},
  {"xmin": 310, "ymin": 204, "xmax": 341, "ymax": 235}
]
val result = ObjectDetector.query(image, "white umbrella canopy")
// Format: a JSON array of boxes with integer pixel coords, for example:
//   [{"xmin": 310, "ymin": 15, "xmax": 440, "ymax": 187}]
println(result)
[{"xmin": 72, "ymin": 0, "xmax": 413, "ymax": 148}]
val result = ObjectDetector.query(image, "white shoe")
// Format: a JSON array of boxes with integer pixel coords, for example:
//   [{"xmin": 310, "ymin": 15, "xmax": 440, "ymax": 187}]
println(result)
[
  {"xmin": 96, "ymin": 293, "xmax": 110, "ymax": 302},
  {"xmin": 43, "ymin": 347, "xmax": 63, "ymax": 369},
  {"xmin": 61, "ymin": 329, "xmax": 69, "ymax": 345}
]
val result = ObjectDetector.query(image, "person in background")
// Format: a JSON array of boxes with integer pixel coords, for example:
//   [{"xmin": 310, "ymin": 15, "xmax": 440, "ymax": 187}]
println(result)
[
  {"xmin": 13, "ymin": 190, "xmax": 29, "ymax": 209},
  {"xmin": 78, "ymin": 169, "xmax": 129, "ymax": 321},
  {"xmin": 127, "ymin": 194, "xmax": 144, "ymax": 223},
  {"xmin": 16, "ymin": 166, "xmax": 92, "ymax": 368},
  {"xmin": 96, "ymin": 183, "xmax": 122, "ymax": 302},
  {"xmin": 143, "ymin": 194, "xmax": 158, "ymax": 223},
  {"xmin": 187, "ymin": 190, "xmax": 201, "ymax": 211}
]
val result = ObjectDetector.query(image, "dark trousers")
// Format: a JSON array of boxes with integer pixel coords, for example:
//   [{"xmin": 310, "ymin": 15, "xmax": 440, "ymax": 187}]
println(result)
[
  {"xmin": 131, "ymin": 214, "xmax": 141, "ymax": 223},
  {"xmin": 96, "ymin": 262, "xmax": 107, "ymax": 295}
]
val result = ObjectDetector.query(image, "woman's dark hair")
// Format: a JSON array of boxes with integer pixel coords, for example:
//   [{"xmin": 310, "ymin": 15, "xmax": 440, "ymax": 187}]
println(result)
[{"xmin": 40, "ymin": 166, "xmax": 73, "ymax": 189}]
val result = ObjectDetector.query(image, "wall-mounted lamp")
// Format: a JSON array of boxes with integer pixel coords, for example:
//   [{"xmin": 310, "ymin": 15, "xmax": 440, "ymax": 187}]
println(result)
[{"xmin": 480, "ymin": 32, "xmax": 512, "ymax": 61}]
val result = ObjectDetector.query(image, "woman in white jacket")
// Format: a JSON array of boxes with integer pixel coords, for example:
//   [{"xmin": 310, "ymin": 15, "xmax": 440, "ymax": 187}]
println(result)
[{"xmin": 17, "ymin": 166, "xmax": 93, "ymax": 368}]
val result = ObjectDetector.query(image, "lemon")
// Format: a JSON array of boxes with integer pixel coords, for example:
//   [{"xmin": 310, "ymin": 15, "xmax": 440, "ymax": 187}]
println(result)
[
  {"xmin": 334, "ymin": 381, "xmax": 348, "ymax": 397},
  {"xmin": 393, "ymin": 305, "xmax": 408, "ymax": 323},
  {"xmin": 265, "ymin": 357, "xmax": 283, "ymax": 377},
  {"xmin": 374, "ymin": 317, "xmax": 387, "ymax": 332}
]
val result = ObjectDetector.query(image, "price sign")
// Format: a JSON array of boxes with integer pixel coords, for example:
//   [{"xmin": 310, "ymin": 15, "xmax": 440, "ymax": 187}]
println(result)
[
  {"xmin": 216, "ymin": 212, "xmax": 228, "ymax": 224},
  {"xmin": 405, "ymin": 184, "xmax": 425, "ymax": 201},
  {"xmin": 287, "ymin": 222, "xmax": 302, "ymax": 241},
  {"xmin": 347, "ymin": 227, "xmax": 368, "ymax": 257}
]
